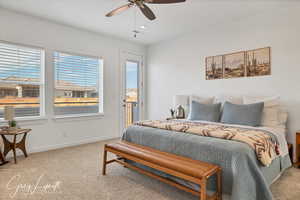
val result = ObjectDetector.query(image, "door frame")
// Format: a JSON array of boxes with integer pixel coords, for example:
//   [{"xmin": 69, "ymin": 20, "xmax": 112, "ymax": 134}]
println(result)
[{"xmin": 119, "ymin": 50, "xmax": 145, "ymax": 136}]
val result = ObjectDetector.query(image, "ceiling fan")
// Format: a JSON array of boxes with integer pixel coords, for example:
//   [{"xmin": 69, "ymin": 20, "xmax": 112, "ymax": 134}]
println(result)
[{"xmin": 106, "ymin": 0, "xmax": 186, "ymax": 21}]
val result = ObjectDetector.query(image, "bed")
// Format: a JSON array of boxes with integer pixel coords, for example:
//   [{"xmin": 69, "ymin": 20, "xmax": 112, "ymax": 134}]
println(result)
[
  {"xmin": 122, "ymin": 95, "xmax": 292, "ymax": 200},
  {"xmin": 122, "ymin": 120, "xmax": 291, "ymax": 200}
]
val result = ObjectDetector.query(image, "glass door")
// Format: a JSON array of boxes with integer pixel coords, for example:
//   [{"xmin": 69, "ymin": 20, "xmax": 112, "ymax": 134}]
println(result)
[
  {"xmin": 120, "ymin": 52, "xmax": 144, "ymax": 133},
  {"xmin": 124, "ymin": 61, "xmax": 139, "ymax": 128}
]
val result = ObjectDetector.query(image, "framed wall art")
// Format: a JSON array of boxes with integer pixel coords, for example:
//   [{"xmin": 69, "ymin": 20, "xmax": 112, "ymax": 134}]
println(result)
[{"xmin": 205, "ymin": 47, "xmax": 271, "ymax": 80}]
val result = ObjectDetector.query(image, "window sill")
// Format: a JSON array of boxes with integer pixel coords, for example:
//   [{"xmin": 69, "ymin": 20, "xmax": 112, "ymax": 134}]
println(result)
[
  {"xmin": 0, "ymin": 116, "xmax": 48, "ymax": 126},
  {"xmin": 53, "ymin": 113, "xmax": 104, "ymax": 122}
]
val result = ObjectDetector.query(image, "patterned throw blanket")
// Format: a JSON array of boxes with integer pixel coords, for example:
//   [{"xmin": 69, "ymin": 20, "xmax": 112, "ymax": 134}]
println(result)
[{"xmin": 134, "ymin": 120, "xmax": 279, "ymax": 166}]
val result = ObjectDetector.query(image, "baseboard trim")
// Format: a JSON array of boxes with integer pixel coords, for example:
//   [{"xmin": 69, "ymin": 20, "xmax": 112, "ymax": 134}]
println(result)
[
  {"xmin": 5, "ymin": 135, "xmax": 119, "ymax": 159},
  {"xmin": 29, "ymin": 135, "xmax": 118, "ymax": 154}
]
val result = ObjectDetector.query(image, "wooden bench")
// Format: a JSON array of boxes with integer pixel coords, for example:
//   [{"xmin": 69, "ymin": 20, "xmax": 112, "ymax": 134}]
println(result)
[{"xmin": 102, "ymin": 141, "xmax": 222, "ymax": 200}]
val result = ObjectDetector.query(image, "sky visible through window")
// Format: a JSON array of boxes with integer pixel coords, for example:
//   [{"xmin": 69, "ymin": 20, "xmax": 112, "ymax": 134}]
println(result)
[
  {"xmin": 54, "ymin": 52, "xmax": 101, "ymax": 89},
  {"xmin": 0, "ymin": 50, "xmax": 102, "ymax": 88},
  {"xmin": 126, "ymin": 61, "xmax": 138, "ymax": 89},
  {"xmin": 0, "ymin": 44, "xmax": 41, "ymax": 83}
]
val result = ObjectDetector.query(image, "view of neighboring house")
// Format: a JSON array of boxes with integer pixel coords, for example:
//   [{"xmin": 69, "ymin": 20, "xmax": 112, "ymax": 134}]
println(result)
[
  {"xmin": 0, "ymin": 76, "xmax": 98, "ymax": 109},
  {"xmin": 0, "ymin": 77, "xmax": 39, "ymax": 98},
  {"xmin": 56, "ymin": 80, "xmax": 97, "ymax": 98}
]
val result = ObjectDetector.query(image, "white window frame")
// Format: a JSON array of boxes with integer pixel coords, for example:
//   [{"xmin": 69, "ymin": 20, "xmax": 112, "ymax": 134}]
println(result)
[
  {"xmin": 52, "ymin": 51, "xmax": 104, "ymax": 119},
  {"xmin": 0, "ymin": 41, "xmax": 45, "ymax": 122}
]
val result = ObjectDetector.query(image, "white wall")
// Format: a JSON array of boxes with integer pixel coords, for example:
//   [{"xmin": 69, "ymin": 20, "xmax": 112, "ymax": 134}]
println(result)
[
  {"xmin": 0, "ymin": 8, "xmax": 146, "ymax": 153},
  {"xmin": 147, "ymin": 3, "xmax": 300, "ymax": 145}
]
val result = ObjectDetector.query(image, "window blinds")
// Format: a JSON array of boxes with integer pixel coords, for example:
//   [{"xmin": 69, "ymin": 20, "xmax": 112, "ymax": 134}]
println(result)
[
  {"xmin": 53, "ymin": 52, "xmax": 102, "ymax": 116},
  {"xmin": 0, "ymin": 42, "xmax": 43, "ymax": 118}
]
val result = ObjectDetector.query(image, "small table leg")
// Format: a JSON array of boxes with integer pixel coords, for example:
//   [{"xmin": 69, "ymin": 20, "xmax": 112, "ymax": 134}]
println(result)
[
  {"xmin": 0, "ymin": 150, "xmax": 9, "ymax": 166},
  {"xmin": 12, "ymin": 135, "xmax": 17, "ymax": 164},
  {"xmin": 1, "ymin": 133, "xmax": 28, "ymax": 164},
  {"xmin": 17, "ymin": 133, "xmax": 28, "ymax": 157},
  {"xmin": 102, "ymin": 148, "xmax": 107, "ymax": 175}
]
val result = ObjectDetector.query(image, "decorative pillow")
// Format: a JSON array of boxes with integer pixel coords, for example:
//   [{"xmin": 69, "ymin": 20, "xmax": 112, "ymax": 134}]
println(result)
[
  {"xmin": 188, "ymin": 101, "xmax": 221, "ymax": 122},
  {"xmin": 186, "ymin": 95, "xmax": 215, "ymax": 117},
  {"xmin": 221, "ymin": 101, "xmax": 264, "ymax": 127},
  {"xmin": 243, "ymin": 96, "xmax": 280, "ymax": 127}
]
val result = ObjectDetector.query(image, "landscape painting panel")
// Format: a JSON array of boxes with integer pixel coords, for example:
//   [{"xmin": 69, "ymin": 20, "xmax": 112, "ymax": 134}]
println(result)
[
  {"xmin": 224, "ymin": 52, "xmax": 245, "ymax": 78},
  {"xmin": 246, "ymin": 47, "xmax": 271, "ymax": 77},
  {"xmin": 206, "ymin": 56, "xmax": 223, "ymax": 80}
]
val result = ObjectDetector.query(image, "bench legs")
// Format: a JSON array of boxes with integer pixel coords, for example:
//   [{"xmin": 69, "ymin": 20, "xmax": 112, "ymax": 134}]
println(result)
[
  {"xmin": 200, "ymin": 179, "xmax": 207, "ymax": 200},
  {"xmin": 102, "ymin": 148, "xmax": 107, "ymax": 175},
  {"xmin": 199, "ymin": 168, "xmax": 222, "ymax": 200},
  {"xmin": 217, "ymin": 169, "xmax": 222, "ymax": 200}
]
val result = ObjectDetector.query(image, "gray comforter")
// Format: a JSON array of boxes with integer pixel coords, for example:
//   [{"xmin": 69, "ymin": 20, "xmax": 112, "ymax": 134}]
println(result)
[{"xmin": 122, "ymin": 124, "xmax": 291, "ymax": 200}]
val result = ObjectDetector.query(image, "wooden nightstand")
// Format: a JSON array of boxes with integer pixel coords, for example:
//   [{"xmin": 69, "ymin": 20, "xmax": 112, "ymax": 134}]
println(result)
[
  {"xmin": 296, "ymin": 132, "xmax": 300, "ymax": 167},
  {"xmin": 0, "ymin": 128, "xmax": 32, "ymax": 164}
]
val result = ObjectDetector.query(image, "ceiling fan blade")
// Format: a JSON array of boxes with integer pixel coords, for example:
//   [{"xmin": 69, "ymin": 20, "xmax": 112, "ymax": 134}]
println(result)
[
  {"xmin": 144, "ymin": 0, "xmax": 186, "ymax": 4},
  {"xmin": 137, "ymin": 3, "xmax": 156, "ymax": 21},
  {"xmin": 105, "ymin": 3, "xmax": 133, "ymax": 17}
]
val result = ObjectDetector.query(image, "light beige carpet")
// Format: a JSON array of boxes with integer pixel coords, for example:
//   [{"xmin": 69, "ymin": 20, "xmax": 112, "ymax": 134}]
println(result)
[{"xmin": 0, "ymin": 139, "xmax": 299, "ymax": 200}]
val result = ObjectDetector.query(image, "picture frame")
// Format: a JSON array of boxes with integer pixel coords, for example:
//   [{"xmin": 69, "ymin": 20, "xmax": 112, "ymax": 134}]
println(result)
[{"xmin": 205, "ymin": 47, "xmax": 271, "ymax": 80}]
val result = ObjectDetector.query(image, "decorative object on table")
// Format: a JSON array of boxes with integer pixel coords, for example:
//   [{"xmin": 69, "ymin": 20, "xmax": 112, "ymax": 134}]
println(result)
[
  {"xmin": 173, "ymin": 95, "xmax": 189, "ymax": 119},
  {"xmin": 175, "ymin": 105, "xmax": 185, "ymax": 119},
  {"xmin": 295, "ymin": 131, "xmax": 300, "ymax": 168},
  {"xmin": 0, "ymin": 128, "xmax": 32, "ymax": 164},
  {"xmin": 169, "ymin": 108, "xmax": 175, "ymax": 119},
  {"xmin": 4, "ymin": 106, "xmax": 16, "ymax": 128},
  {"xmin": 206, "ymin": 47, "xmax": 271, "ymax": 80}
]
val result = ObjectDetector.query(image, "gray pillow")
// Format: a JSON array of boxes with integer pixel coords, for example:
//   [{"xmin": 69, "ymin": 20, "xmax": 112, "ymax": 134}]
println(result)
[
  {"xmin": 221, "ymin": 101, "xmax": 264, "ymax": 127},
  {"xmin": 188, "ymin": 101, "xmax": 221, "ymax": 122}
]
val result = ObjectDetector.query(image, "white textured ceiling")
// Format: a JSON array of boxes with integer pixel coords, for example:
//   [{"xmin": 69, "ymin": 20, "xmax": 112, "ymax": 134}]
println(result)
[{"xmin": 0, "ymin": 0, "xmax": 293, "ymax": 45}]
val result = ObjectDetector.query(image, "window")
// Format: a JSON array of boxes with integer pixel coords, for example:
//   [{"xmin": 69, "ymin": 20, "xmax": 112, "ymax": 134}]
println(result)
[
  {"xmin": 0, "ymin": 42, "xmax": 44, "ymax": 118},
  {"xmin": 54, "ymin": 52, "xmax": 103, "ymax": 116}
]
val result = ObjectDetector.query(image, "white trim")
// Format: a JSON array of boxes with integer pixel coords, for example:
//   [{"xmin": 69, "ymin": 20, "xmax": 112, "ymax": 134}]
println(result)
[
  {"xmin": 53, "ymin": 112, "xmax": 104, "ymax": 121},
  {"xmin": 52, "ymin": 51, "xmax": 104, "ymax": 116},
  {"xmin": 0, "ymin": 39, "xmax": 44, "ymax": 50},
  {"xmin": 52, "ymin": 50, "xmax": 103, "ymax": 60},
  {"xmin": 119, "ymin": 51, "xmax": 145, "ymax": 136},
  {"xmin": 40, "ymin": 49, "xmax": 46, "ymax": 117},
  {"xmin": 99, "ymin": 59, "xmax": 104, "ymax": 113},
  {"xmin": 29, "ymin": 135, "xmax": 117, "ymax": 154},
  {"xmin": 0, "ymin": 116, "xmax": 48, "ymax": 126},
  {"xmin": 0, "ymin": 41, "xmax": 45, "ymax": 119},
  {"xmin": 5, "ymin": 136, "xmax": 119, "ymax": 159}
]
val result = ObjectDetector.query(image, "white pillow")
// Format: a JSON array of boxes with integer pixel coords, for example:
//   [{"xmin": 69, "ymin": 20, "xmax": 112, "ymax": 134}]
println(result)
[
  {"xmin": 243, "ymin": 96, "xmax": 280, "ymax": 127},
  {"xmin": 278, "ymin": 108, "xmax": 288, "ymax": 126},
  {"xmin": 189, "ymin": 95, "xmax": 215, "ymax": 105},
  {"xmin": 215, "ymin": 95, "xmax": 243, "ymax": 104}
]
